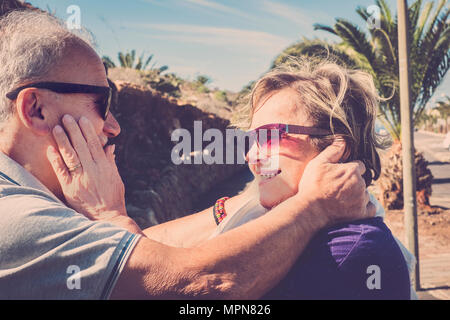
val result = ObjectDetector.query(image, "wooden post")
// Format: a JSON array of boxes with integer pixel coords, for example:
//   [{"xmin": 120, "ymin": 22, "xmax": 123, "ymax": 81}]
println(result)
[{"xmin": 397, "ymin": 0, "xmax": 420, "ymax": 291}]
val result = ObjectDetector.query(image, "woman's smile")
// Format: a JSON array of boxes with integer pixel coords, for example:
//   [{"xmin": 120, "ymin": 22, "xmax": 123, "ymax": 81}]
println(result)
[{"xmin": 258, "ymin": 169, "xmax": 282, "ymax": 185}]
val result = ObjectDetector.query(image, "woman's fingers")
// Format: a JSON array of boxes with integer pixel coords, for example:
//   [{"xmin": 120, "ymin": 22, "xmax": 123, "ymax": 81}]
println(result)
[
  {"xmin": 78, "ymin": 116, "xmax": 107, "ymax": 163},
  {"xmin": 46, "ymin": 145, "xmax": 71, "ymax": 186},
  {"xmin": 52, "ymin": 125, "xmax": 85, "ymax": 173}
]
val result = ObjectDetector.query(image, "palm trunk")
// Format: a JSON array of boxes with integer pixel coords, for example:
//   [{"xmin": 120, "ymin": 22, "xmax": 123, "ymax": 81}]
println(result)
[{"xmin": 377, "ymin": 141, "xmax": 433, "ymax": 210}]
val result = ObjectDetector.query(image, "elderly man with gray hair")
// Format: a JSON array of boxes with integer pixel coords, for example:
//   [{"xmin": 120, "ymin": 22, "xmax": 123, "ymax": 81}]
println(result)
[{"xmin": 0, "ymin": 10, "xmax": 374, "ymax": 299}]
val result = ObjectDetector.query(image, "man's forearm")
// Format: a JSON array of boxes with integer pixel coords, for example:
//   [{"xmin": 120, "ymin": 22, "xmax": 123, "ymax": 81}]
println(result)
[{"xmin": 171, "ymin": 195, "xmax": 323, "ymax": 299}]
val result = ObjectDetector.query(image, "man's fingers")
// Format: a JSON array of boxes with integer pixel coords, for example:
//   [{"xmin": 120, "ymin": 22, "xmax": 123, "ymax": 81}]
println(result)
[
  {"xmin": 313, "ymin": 138, "xmax": 346, "ymax": 164},
  {"xmin": 46, "ymin": 145, "xmax": 71, "ymax": 186},
  {"xmin": 105, "ymin": 144, "xmax": 116, "ymax": 165},
  {"xmin": 356, "ymin": 160, "xmax": 366, "ymax": 175},
  {"xmin": 341, "ymin": 161, "xmax": 366, "ymax": 177},
  {"xmin": 52, "ymin": 125, "xmax": 84, "ymax": 171}
]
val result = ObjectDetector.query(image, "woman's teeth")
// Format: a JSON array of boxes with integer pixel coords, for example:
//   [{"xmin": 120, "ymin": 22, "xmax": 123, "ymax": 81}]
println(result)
[{"xmin": 260, "ymin": 170, "xmax": 281, "ymax": 179}]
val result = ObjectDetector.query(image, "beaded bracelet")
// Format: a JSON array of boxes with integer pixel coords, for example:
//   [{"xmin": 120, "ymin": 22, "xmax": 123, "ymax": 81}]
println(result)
[{"xmin": 213, "ymin": 196, "xmax": 229, "ymax": 225}]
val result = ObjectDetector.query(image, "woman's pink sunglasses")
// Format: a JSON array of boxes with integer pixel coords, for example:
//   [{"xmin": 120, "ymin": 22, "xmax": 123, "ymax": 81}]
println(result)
[{"xmin": 245, "ymin": 123, "xmax": 332, "ymax": 159}]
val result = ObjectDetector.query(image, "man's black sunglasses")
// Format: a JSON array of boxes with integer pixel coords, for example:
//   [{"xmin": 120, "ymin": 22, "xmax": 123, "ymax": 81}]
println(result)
[{"xmin": 6, "ymin": 82, "xmax": 112, "ymax": 120}]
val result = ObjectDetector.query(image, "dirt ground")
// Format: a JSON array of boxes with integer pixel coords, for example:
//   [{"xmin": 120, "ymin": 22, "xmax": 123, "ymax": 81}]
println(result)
[
  {"xmin": 384, "ymin": 207, "xmax": 450, "ymax": 299},
  {"xmin": 384, "ymin": 208, "xmax": 450, "ymax": 256}
]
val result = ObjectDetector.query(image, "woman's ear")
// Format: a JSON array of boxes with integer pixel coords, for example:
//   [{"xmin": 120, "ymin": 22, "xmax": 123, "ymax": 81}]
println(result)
[{"xmin": 15, "ymin": 88, "xmax": 50, "ymax": 136}]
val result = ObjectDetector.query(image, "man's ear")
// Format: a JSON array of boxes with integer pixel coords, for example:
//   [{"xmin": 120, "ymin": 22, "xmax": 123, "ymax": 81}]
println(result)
[{"xmin": 15, "ymin": 88, "xmax": 50, "ymax": 136}]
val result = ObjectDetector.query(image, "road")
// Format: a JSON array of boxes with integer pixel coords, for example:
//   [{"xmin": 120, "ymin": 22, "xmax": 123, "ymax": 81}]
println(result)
[{"xmin": 414, "ymin": 131, "xmax": 450, "ymax": 209}]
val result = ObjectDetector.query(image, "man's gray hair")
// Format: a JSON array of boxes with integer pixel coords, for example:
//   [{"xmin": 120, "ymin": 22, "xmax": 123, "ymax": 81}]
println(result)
[{"xmin": 0, "ymin": 9, "xmax": 95, "ymax": 126}]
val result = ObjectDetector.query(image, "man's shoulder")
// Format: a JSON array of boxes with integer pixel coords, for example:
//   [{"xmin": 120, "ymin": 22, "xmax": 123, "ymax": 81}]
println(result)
[
  {"xmin": 0, "ymin": 176, "xmax": 139, "ymax": 299},
  {"xmin": 0, "ymin": 176, "xmax": 59, "ymax": 202},
  {"xmin": 0, "ymin": 177, "xmax": 70, "ymax": 219}
]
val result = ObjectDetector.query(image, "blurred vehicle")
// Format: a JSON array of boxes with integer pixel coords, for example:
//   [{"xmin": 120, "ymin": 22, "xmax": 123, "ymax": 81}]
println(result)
[{"xmin": 443, "ymin": 132, "xmax": 450, "ymax": 151}]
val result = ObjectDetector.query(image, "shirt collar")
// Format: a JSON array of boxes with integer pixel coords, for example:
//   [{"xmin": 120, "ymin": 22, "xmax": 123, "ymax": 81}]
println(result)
[{"xmin": 0, "ymin": 151, "xmax": 63, "ymax": 204}]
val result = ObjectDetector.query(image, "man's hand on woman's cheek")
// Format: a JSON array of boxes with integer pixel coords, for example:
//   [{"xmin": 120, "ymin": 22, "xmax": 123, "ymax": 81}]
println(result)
[{"xmin": 295, "ymin": 139, "xmax": 376, "ymax": 227}]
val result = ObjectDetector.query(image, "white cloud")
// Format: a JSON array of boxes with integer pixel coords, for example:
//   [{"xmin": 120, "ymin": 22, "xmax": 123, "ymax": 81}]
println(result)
[
  {"xmin": 131, "ymin": 23, "xmax": 291, "ymax": 55},
  {"xmin": 183, "ymin": 0, "xmax": 252, "ymax": 20},
  {"xmin": 260, "ymin": 0, "xmax": 316, "ymax": 31}
]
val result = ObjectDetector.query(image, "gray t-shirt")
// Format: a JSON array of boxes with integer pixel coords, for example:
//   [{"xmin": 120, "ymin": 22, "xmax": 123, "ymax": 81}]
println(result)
[{"xmin": 0, "ymin": 152, "xmax": 140, "ymax": 299}]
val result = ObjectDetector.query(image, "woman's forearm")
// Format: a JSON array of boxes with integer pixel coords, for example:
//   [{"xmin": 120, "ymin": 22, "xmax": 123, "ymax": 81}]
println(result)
[
  {"xmin": 142, "ymin": 206, "xmax": 215, "ymax": 247},
  {"xmin": 142, "ymin": 190, "xmax": 251, "ymax": 247}
]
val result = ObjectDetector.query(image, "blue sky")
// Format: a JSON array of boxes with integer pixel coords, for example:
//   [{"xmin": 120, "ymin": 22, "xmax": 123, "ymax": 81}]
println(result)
[{"xmin": 30, "ymin": 0, "xmax": 448, "ymax": 101}]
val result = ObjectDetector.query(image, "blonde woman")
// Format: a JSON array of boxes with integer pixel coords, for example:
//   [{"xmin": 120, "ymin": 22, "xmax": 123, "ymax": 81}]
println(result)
[{"xmin": 211, "ymin": 60, "xmax": 412, "ymax": 299}]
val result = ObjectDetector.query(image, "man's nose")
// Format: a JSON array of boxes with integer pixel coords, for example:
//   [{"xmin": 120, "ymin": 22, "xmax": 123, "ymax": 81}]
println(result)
[{"xmin": 103, "ymin": 112, "xmax": 121, "ymax": 138}]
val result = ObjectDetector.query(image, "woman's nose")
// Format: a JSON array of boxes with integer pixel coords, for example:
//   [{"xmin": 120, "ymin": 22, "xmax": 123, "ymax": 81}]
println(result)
[
  {"xmin": 246, "ymin": 142, "xmax": 259, "ymax": 164},
  {"xmin": 246, "ymin": 142, "xmax": 273, "ymax": 164}
]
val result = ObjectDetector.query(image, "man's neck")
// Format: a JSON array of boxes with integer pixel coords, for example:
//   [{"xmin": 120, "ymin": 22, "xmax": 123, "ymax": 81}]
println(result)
[{"xmin": 0, "ymin": 130, "xmax": 64, "ymax": 201}]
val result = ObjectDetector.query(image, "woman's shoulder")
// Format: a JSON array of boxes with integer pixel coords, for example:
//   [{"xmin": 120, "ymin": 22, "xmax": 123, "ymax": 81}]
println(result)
[
  {"xmin": 307, "ymin": 217, "xmax": 410, "ymax": 299},
  {"xmin": 264, "ymin": 217, "xmax": 411, "ymax": 299},
  {"xmin": 316, "ymin": 217, "xmax": 399, "ymax": 267}
]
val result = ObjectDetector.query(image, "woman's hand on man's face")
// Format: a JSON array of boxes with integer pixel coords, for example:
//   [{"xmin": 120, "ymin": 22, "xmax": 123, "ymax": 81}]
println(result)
[
  {"xmin": 296, "ymin": 138, "xmax": 375, "ymax": 227},
  {"xmin": 46, "ymin": 114, "xmax": 127, "ymax": 220}
]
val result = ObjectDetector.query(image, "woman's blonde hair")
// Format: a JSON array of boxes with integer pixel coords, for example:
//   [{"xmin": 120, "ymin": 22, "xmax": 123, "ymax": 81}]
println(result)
[{"xmin": 233, "ymin": 58, "xmax": 390, "ymax": 186}]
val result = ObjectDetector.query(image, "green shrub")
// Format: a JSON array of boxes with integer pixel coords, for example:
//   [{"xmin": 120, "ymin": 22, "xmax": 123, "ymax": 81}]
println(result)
[{"xmin": 214, "ymin": 90, "xmax": 228, "ymax": 103}]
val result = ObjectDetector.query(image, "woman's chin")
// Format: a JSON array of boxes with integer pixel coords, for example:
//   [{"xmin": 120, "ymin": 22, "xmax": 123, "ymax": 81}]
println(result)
[
  {"xmin": 258, "ymin": 192, "xmax": 285, "ymax": 209},
  {"xmin": 258, "ymin": 185, "xmax": 296, "ymax": 209}
]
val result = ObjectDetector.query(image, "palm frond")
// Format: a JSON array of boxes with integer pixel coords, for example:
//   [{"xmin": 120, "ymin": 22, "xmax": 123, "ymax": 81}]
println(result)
[
  {"xmin": 118, "ymin": 52, "xmax": 126, "ymax": 68},
  {"xmin": 409, "ymin": 0, "xmax": 424, "ymax": 33},
  {"xmin": 272, "ymin": 0, "xmax": 449, "ymax": 141},
  {"xmin": 334, "ymin": 19, "xmax": 377, "ymax": 65},
  {"xmin": 144, "ymin": 54, "xmax": 154, "ymax": 70},
  {"xmin": 414, "ymin": 1, "xmax": 434, "ymax": 45},
  {"xmin": 102, "ymin": 56, "xmax": 116, "ymax": 69},
  {"xmin": 134, "ymin": 57, "xmax": 143, "ymax": 70},
  {"xmin": 355, "ymin": 6, "xmax": 370, "ymax": 22},
  {"xmin": 313, "ymin": 23, "xmax": 338, "ymax": 36},
  {"xmin": 376, "ymin": 0, "xmax": 394, "ymax": 27},
  {"xmin": 271, "ymin": 39, "xmax": 360, "ymax": 69}
]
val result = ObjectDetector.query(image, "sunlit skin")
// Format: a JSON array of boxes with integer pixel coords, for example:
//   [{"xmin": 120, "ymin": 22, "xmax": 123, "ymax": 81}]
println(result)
[{"xmin": 247, "ymin": 88, "xmax": 321, "ymax": 209}]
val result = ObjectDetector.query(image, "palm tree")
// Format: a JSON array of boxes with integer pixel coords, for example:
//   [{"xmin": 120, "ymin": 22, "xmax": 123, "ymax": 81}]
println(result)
[
  {"xmin": 435, "ymin": 95, "xmax": 450, "ymax": 116},
  {"xmin": 272, "ymin": 0, "xmax": 448, "ymax": 210},
  {"xmin": 435, "ymin": 95, "xmax": 450, "ymax": 132},
  {"xmin": 274, "ymin": 0, "xmax": 449, "ymax": 141},
  {"xmin": 102, "ymin": 50, "xmax": 168, "ymax": 73}
]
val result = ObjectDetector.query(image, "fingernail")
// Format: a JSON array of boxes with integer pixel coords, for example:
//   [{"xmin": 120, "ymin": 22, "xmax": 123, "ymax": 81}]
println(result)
[
  {"xmin": 54, "ymin": 125, "xmax": 63, "ymax": 134},
  {"xmin": 63, "ymin": 114, "xmax": 74, "ymax": 123},
  {"xmin": 80, "ymin": 116, "xmax": 89, "ymax": 125}
]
